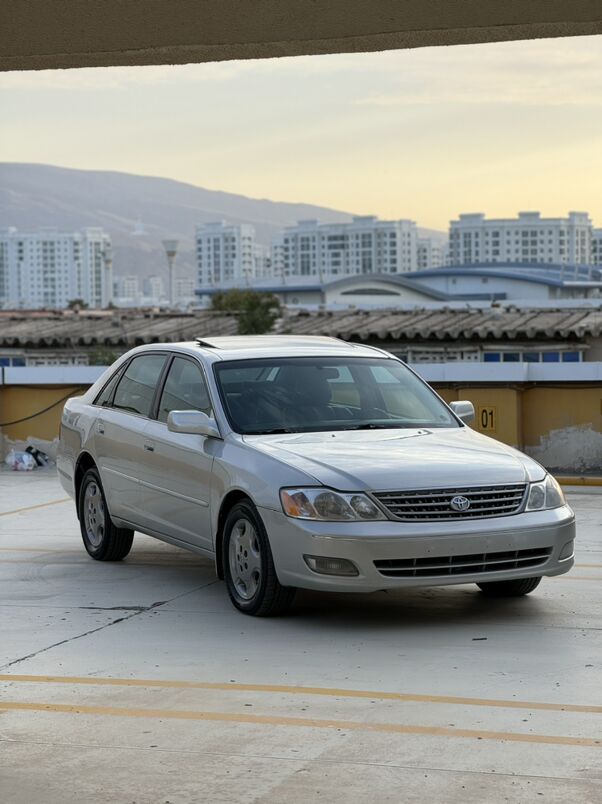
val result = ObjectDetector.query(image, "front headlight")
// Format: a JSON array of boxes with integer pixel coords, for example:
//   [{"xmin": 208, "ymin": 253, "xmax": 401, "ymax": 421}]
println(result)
[
  {"xmin": 280, "ymin": 488, "xmax": 386, "ymax": 521},
  {"xmin": 526, "ymin": 474, "xmax": 566, "ymax": 511}
]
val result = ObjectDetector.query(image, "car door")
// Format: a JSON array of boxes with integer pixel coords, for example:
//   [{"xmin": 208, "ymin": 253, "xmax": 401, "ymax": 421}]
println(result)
[
  {"xmin": 93, "ymin": 353, "xmax": 168, "ymax": 524},
  {"xmin": 136, "ymin": 354, "xmax": 215, "ymax": 551}
]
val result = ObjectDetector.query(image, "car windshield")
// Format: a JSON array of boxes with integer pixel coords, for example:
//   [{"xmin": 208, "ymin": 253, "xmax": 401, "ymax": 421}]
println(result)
[{"xmin": 213, "ymin": 356, "xmax": 460, "ymax": 435}]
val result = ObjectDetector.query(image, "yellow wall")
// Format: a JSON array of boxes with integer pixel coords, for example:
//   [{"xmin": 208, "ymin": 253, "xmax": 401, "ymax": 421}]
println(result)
[
  {"xmin": 521, "ymin": 387, "xmax": 602, "ymax": 452},
  {"xmin": 1, "ymin": 383, "xmax": 601, "ymax": 473},
  {"xmin": 434, "ymin": 385, "xmax": 522, "ymax": 447},
  {"xmin": 0, "ymin": 386, "xmax": 87, "ymax": 442}
]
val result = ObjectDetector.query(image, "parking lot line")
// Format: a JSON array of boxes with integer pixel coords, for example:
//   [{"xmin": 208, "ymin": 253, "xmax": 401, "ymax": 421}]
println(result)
[
  {"xmin": 1, "ymin": 674, "xmax": 600, "ymax": 715},
  {"xmin": 0, "ymin": 700, "xmax": 599, "ymax": 747},
  {"xmin": 0, "ymin": 498, "xmax": 70, "ymax": 517}
]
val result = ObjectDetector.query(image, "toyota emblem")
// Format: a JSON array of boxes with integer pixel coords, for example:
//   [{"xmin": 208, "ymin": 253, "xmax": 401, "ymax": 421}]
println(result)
[{"xmin": 450, "ymin": 495, "xmax": 471, "ymax": 512}]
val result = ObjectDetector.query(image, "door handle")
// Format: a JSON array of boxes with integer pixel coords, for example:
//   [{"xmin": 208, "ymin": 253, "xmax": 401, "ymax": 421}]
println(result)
[
  {"xmin": 143, "ymin": 442, "xmax": 155, "ymax": 452},
  {"xmin": 96, "ymin": 422, "xmax": 105, "ymax": 435}
]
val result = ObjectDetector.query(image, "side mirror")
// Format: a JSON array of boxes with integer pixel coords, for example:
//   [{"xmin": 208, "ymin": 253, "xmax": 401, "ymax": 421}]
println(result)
[
  {"xmin": 449, "ymin": 400, "xmax": 475, "ymax": 425},
  {"xmin": 167, "ymin": 410, "xmax": 221, "ymax": 438}
]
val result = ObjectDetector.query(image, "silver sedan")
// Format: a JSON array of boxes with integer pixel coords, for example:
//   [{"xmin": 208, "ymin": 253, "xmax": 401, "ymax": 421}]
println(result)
[{"xmin": 58, "ymin": 336, "xmax": 575, "ymax": 615}]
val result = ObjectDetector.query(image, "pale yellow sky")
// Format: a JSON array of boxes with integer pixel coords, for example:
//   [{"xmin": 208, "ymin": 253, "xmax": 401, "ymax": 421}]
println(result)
[{"xmin": 2, "ymin": 36, "xmax": 602, "ymax": 230}]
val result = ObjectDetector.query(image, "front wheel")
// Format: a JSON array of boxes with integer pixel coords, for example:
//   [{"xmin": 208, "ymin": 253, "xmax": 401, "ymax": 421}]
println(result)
[
  {"xmin": 477, "ymin": 577, "xmax": 542, "ymax": 597},
  {"xmin": 78, "ymin": 468, "xmax": 134, "ymax": 561},
  {"xmin": 223, "ymin": 501, "xmax": 295, "ymax": 616}
]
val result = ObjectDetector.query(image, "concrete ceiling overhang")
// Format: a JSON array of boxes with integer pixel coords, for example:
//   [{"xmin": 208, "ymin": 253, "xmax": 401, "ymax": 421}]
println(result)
[{"xmin": 2, "ymin": 1, "xmax": 602, "ymax": 72}]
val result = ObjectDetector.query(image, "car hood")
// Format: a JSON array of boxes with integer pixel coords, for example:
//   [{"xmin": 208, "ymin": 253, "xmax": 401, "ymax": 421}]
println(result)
[{"xmin": 243, "ymin": 427, "xmax": 545, "ymax": 491}]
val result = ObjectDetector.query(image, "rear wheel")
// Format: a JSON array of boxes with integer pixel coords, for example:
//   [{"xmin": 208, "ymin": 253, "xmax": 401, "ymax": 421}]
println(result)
[
  {"xmin": 223, "ymin": 500, "xmax": 295, "ymax": 616},
  {"xmin": 78, "ymin": 468, "xmax": 134, "ymax": 561},
  {"xmin": 477, "ymin": 577, "xmax": 542, "ymax": 597}
]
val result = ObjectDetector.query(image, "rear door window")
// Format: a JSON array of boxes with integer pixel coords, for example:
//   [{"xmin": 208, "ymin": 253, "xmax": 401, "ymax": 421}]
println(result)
[
  {"xmin": 157, "ymin": 356, "xmax": 213, "ymax": 423},
  {"xmin": 112, "ymin": 354, "xmax": 166, "ymax": 417}
]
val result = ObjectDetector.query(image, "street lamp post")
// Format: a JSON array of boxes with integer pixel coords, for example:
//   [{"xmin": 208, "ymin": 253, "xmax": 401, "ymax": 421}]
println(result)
[{"xmin": 162, "ymin": 239, "xmax": 179, "ymax": 308}]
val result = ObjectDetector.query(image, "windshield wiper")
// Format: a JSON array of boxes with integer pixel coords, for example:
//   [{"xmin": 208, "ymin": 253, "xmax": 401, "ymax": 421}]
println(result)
[
  {"xmin": 247, "ymin": 427, "xmax": 297, "ymax": 435},
  {"xmin": 342, "ymin": 423, "xmax": 411, "ymax": 430}
]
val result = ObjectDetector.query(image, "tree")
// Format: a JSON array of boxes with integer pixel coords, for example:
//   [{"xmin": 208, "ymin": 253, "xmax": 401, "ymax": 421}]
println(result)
[
  {"xmin": 211, "ymin": 289, "xmax": 281, "ymax": 335},
  {"xmin": 66, "ymin": 298, "xmax": 89, "ymax": 310},
  {"xmin": 88, "ymin": 346, "xmax": 118, "ymax": 366}
]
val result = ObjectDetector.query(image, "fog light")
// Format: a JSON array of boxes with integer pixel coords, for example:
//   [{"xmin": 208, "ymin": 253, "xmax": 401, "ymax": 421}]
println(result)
[
  {"xmin": 304, "ymin": 555, "xmax": 359, "ymax": 576},
  {"xmin": 559, "ymin": 540, "xmax": 574, "ymax": 560}
]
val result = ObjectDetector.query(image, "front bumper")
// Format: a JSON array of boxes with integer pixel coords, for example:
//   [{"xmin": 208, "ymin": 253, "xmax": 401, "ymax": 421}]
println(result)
[{"xmin": 259, "ymin": 505, "xmax": 576, "ymax": 592}]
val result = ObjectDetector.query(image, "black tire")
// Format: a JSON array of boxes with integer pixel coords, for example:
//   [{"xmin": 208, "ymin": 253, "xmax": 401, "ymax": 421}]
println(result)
[
  {"xmin": 477, "ymin": 576, "xmax": 542, "ymax": 597},
  {"xmin": 78, "ymin": 467, "xmax": 134, "ymax": 561},
  {"xmin": 223, "ymin": 500, "xmax": 296, "ymax": 616}
]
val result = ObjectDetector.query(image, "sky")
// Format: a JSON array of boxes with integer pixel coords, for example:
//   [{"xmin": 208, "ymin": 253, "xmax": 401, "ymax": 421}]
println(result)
[{"xmin": 2, "ymin": 35, "xmax": 602, "ymax": 230}]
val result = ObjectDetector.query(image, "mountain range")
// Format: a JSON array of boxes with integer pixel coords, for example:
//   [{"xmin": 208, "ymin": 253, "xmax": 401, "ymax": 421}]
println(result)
[{"xmin": 0, "ymin": 163, "xmax": 446, "ymax": 282}]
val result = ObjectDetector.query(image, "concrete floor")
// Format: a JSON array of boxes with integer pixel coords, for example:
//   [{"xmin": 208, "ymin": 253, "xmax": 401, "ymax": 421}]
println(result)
[{"xmin": 0, "ymin": 468, "xmax": 600, "ymax": 803}]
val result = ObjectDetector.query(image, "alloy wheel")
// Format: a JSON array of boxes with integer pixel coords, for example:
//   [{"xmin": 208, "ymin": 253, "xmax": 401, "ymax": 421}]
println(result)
[
  {"xmin": 228, "ymin": 517, "xmax": 262, "ymax": 600},
  {"xmin": 83, "ymin": 481, "xmax": 105, "ymax": 548}
]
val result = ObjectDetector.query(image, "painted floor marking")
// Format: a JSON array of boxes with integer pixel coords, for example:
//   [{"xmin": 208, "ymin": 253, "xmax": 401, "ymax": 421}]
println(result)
[
  {"xmin": 0, "ymin": 701, "xmax": 599, "ymax": 747},
  {"xmin": 1, "ymin": 674, "xmax": 600, "ymax": 715},
  {"xmin": 0, "ymin": 499, "xmax": 70, "ymax": 517}
]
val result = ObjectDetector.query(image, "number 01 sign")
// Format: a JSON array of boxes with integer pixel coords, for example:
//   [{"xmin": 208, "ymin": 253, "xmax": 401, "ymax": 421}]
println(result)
[{"xmin": 477, "ymin": 406, "xmax": 497, "ymax": 432}]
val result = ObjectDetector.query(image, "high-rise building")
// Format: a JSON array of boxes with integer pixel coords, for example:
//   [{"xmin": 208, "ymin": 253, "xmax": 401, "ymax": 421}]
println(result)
[
  {"xmin": 253, "ymin": 242, "xmax": 272, "ymax": 279},
  {"xmin": 196, "ymin": 222, "xmax": 260, "ymax": 286},
  {"xmin": 270, "ymin": 235, "xmax": 286, "ymax": 282},
  {"xmin": 113, "ymin": 275, "xmax": 140, "ymax": 300},
  {"xmin": 449, "ymin": 212, "xmax": 592, "ymax": 266},
  {"xmin": 0, "ymin": 227, "xmax": 112, "ymax": 309},
  {"xmin": 143, "ymin": 275, "xmax": 165, "ymax": 299},
  {"xmin": 592, "ymin": 229, "xmax": 602, "ymax": 267},
  {"xmin": 174, "ymin": 277, "xmax": 196, "ymax": 300},
  {"xmin": 280, "ymin": 216, "xmax": 417, "ymax": 279},
  {"xmin": 417, "ymin": 236, "xmax": 446, "ymax": 269}
]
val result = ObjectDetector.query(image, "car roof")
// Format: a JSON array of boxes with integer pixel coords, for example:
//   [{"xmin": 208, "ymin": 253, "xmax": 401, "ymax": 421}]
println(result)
[{"xmin": 130, "ymin": 336, "xmax": 387, "ymax": 362}]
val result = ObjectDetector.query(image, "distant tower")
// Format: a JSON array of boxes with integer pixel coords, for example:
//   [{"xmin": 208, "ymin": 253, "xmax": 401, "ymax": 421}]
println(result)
[{"xmin": 162, "ymin": 239, "xmax": 179, "ymax": 308}]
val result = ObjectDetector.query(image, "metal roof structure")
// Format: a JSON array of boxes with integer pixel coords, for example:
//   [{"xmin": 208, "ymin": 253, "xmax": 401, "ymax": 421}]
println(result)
[
  {"xmin": 409, "ymin": 263, "xmax": 602, "ymax": 288},
  {"xmin": 196, "ymin": 274, "xmax": 453, "ymax": 301},
  {"xmin": 196, "ymin": 265, "xmax": 602, "ymax": 303}
]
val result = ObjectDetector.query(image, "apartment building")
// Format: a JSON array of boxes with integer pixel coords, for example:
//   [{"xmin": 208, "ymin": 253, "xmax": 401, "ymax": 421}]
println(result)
[
  {"xmin": 196, "ymin": 222, "xmax": 261, "ymax": 286},
  {"xmin": 449, "ymin": 212, "xmax": 592, "ymax": 266},
  {"xmin": 280, "ymin": 216, "xmax": 418, "ymax": 279},
  {"xmin": 0, "ymin": 227, "xmax": 112, "ymax": 309},
  {"xmin": 143, "ymin": 275, "xmax": 165, "ymax": 299},
  {"xmin": 174, "ymin": 276, "xmax": 196, "ymax": 300},
  {"xmin": 113, "ymin": 274, "xmax": 140, "ymax": 300},
  {"xmin": 592, "ymin": 229, "xmax": 602, "ymax": 266},
  {"xmin": 417, "ymin": 236, "xmax": 446, "ymax": 269}
]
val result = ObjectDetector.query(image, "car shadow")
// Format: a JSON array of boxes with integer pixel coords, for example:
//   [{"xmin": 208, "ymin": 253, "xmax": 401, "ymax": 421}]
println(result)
[{"xmin": 286, "ymin": 584, "xmax": 556, "ymax": 631}]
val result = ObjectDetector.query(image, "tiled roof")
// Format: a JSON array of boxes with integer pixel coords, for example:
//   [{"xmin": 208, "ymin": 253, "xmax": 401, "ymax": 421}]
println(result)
[
  {"xmin": 1, "ymin": 306, "xmax": 602, "ymax": 349},
  {"xmin": 276, "ymin": 307, "xmax": 602, "ymax": 341},
  {"xmin": 0, "ymin": 311, "xmax": 239, "ymax": 348}
]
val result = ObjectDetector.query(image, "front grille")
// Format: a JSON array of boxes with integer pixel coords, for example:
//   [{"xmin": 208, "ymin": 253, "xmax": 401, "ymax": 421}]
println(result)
[
  {"xmin": 373, "ymin": 483, "xmax": 527, "ymax": 521},
  {"xmin": 374, "ymin": 547, "xmax": 552, "ymax": 578}
]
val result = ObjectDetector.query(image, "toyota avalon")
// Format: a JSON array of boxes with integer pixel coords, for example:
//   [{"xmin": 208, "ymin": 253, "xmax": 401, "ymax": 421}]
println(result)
[{"xmin": 58, "ymin": 336, "xmax": 575, "ymax": 615}]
